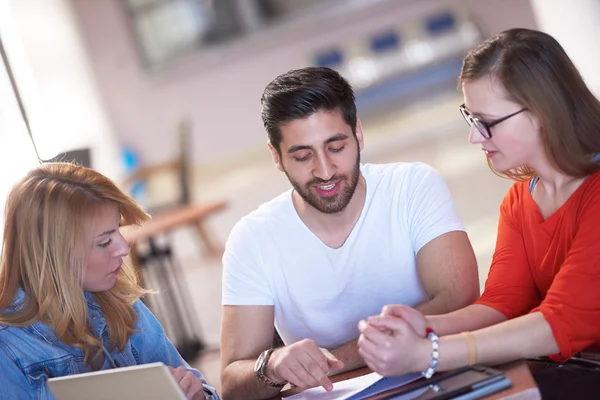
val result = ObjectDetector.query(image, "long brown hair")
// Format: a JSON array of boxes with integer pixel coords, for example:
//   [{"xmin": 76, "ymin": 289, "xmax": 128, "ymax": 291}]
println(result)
[
  {"xmin": 459, "ymin": 28, "xmax": 600, "ymax": 180},
  {"xmin": 0, "ymin": 162, "xmax": 151, "ymax": 362}
]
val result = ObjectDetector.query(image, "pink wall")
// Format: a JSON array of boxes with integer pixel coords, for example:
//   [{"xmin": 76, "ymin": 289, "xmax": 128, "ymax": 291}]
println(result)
[{"xmin": 70, "ymin": 0, "xmax": 537, "ymax": 166}]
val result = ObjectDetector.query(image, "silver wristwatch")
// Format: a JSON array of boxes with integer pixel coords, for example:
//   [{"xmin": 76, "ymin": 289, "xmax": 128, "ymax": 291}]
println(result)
[{"xmin": 254, "ymin": 348, "xmax": 287, "ymax": 388}]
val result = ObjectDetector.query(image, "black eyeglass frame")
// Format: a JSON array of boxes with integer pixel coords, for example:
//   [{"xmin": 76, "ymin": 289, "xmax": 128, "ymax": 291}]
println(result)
[{"xmin": 459, "ymin": 104, "xmax": 528, "ymax": 139}]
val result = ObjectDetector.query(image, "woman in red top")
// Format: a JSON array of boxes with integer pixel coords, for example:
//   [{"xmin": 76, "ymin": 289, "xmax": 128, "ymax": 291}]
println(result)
[{"xmin": 357, "ymin": 28, "xmax": 600, "ymax": 398}]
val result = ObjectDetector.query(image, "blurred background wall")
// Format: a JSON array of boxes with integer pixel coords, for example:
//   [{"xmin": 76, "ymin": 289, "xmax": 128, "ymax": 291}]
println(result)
[{"xmin": 68, "ymin": 0, "xmax": 537, "ymax": 170}]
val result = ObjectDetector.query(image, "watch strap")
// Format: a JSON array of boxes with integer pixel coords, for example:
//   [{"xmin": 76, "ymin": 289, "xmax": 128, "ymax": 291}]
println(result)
[{"xmin": 255, "ymin": 348, "xmax": 287, "ymax": 388}]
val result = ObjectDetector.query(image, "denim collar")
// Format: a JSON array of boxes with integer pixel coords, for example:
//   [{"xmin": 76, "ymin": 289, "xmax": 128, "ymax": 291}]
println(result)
[
  {"xmin": 8, "ymin": 287, "xmax": 106, "ymax": 344},
  {"xmin": 12, "ymin": 287, "xmax": 101, "ymax": 310}
]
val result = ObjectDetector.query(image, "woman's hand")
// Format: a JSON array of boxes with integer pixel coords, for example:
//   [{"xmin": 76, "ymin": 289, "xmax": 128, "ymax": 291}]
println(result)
[
  {"xmin": 357, "ymin": 305, "xmax": 430, "ymax": 377},
  {"xmin": 168, "ymin": 366, "xmax": 209, "ymax": 400},
  {"xmin": 381, "ymin": 304, "xmax": 428, "ymax": 336}
]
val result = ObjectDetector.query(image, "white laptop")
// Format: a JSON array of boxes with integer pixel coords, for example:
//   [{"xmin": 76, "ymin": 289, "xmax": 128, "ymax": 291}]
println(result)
[{"xmin": 47, "ymin": 362, "xmax": 187, "ymax": 400}]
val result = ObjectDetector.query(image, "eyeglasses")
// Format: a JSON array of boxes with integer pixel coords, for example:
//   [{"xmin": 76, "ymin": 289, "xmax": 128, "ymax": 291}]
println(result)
[{"xmin": 459, "ymin": 104, "xmax": 527, "ymax": 139}]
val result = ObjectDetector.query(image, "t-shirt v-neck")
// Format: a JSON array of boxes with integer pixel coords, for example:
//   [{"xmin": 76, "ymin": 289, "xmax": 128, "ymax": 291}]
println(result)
[{"xmin": 288, "ymin": 177, "xmax": 372, "ymax": 254}]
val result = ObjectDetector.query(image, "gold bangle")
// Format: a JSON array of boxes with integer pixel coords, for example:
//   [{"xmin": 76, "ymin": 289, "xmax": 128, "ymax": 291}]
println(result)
[{"xmin": 463, "ymin": 331, "xmax": 477, "ymax": 366}]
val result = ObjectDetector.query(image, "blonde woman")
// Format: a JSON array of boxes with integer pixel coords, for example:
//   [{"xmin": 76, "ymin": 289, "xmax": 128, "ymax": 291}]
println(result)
[{"xmin": 0, "ymin": 163, "xmax": 219, "ymax": 400}]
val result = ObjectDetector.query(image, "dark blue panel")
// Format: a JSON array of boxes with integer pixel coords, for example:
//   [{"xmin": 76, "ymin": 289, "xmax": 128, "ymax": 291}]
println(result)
[
  {"xmin": 314, "ymin": 48, "xmax": 344, "ymax": 68},
  {"xmin": 370, "ymin": 30, "xmax": 400, "ymax": 53},
  {"xmin": 426, "ymin": 11, "xmax": 456, "ymax": 35},
  {"xmin": 355, "ymin": 57, "xmax": 464, "ymax": 109}
]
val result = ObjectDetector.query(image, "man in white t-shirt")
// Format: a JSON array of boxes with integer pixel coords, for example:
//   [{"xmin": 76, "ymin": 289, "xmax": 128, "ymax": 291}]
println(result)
[{"xmin": 220, "ymin": 67, "xmax": 479, "ymax": 400}]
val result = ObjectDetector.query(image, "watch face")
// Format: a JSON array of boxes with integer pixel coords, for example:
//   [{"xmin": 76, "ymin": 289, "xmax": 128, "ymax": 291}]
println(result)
[
  {"xmin": 254, "ymin": 351, "xmax": 267, "ymax": 374},
  {"xmin": 254, "ymin": 349, "xmax": 287, "ymax": 387}
]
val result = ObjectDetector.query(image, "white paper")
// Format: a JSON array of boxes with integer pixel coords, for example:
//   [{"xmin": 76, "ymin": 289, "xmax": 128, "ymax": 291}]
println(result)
[
  {"xmin": 286, "ymin": 372, "xmax": 422, "ymax": 400},
  {"xmin": 286, "ymin": 373, "xmax": 381, "ymax": 400}
]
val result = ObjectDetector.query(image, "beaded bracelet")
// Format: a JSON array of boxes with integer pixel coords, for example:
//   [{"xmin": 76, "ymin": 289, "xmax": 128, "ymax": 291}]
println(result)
[{"xmin": 423, "ymin": 327, "xmax": 439, "ymax": 379}]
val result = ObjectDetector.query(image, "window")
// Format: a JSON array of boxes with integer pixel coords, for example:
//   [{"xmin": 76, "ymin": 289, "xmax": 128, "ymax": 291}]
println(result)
[
  {"xmin": 125, "ymin": 0, "xmax": 239, "ymax": 66},
  {"xmin": 125, "ymin": 0, "xmax": 337, "ymax": 67}
]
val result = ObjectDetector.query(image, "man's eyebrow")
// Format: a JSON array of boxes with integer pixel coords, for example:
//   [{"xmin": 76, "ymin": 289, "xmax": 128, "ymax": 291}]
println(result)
[
  {"xmin": 287, "ymin": 144, "xmax": 313, "ymax": 154},
  {"xmin": 324, "ymin": 133, "xmax": 349, "ymax": 144},
  {"xmin": 286, "ymin": 133, "xmax": 349, "ymax": 154}
]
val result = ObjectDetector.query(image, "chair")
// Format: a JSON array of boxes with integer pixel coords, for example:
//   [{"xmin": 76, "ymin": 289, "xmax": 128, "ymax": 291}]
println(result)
[
  {"xmin": 121, "ymin": 119, "xmax": 227, "ymax": 361},
  {"xmin": 122, "ymin": 119, "xmax": 224, "ymax": 259}
]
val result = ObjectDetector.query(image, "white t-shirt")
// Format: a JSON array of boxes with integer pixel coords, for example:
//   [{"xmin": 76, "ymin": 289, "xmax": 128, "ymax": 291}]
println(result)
[{"xmin": 222, "ymin": 162, "xmax": 465, "ymax": 349}]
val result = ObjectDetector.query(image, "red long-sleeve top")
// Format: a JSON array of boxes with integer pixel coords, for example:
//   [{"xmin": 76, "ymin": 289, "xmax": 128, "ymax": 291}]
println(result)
[{"xmin": 476, "ymin": 172, "xmax": 600, "ymax": 361}]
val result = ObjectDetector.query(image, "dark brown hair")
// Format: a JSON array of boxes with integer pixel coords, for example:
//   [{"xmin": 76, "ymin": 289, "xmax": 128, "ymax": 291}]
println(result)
[
  {"xmin": 459, "ymin": 28, "xmax": 600, "ymax": 180},
  {"xmin": 261, "ymin": 67, "xmax": 357, "ymax": 154}
]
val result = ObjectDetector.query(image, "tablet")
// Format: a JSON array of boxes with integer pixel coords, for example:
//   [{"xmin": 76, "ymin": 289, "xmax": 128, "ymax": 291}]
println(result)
[
  {"xmin": 47, "ymin": 362, "xmax": 186, "ymax": 400},
  {"xmin": 381, "ymin": 365, "xmax": 511, "ymax": 400}
]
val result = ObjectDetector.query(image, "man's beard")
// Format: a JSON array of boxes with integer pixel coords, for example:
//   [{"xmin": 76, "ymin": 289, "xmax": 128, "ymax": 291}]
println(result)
[{"xmin": 285, "ymin": 151, "xmax": 361, "ymax": 214}]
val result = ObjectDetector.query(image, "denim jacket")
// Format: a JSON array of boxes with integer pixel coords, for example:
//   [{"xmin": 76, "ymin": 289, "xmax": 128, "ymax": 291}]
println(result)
[{"xmin": 0, "ymin": 289, "xmax": 219, "ymax": 399}]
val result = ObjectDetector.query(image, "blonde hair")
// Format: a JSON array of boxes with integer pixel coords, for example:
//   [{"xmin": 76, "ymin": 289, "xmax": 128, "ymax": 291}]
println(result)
[{"xmin": 0, "ymin": 162, "xmax": 151, "ymax": 363}]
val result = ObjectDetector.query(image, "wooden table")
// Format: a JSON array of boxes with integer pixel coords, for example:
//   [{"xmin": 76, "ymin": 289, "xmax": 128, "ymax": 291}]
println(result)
[{"xmin": 278, "ymin": 360, "xmax": 540, "ymax": 399}]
